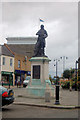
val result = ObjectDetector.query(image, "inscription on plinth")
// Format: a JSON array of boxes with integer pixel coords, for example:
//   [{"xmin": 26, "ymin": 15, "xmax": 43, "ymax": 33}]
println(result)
[{"xmin": 33, "ymin": 65, "xmax": 40, "ymax": 79}]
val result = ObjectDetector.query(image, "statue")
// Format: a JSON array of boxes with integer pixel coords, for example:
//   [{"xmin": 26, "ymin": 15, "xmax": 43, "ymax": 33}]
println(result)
[{"xmin": 33, "ymin": 25, "xmax": 48, "ymax": 57}]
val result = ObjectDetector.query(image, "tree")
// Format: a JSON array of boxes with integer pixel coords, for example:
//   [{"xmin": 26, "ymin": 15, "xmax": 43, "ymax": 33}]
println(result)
[
  {"xmin": 63, "ymin": 69, "xmax": 71, "ymax": 79},
  {"xmin": 63, "ymin": 69, "xmax": 75, "ymax": 79},
  {"xmin": 70, "ymin": 68, "xmax": 75, "ymax": 78},
  {"xmin": 49, "ymin": 75, "xmax": 52, "ymax": 84}
]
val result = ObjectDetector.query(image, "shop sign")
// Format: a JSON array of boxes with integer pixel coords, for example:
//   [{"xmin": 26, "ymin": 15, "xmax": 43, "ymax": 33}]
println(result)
[{"xmin": 1, "ymin": 71, "xmax": 13, "ymax": 75}]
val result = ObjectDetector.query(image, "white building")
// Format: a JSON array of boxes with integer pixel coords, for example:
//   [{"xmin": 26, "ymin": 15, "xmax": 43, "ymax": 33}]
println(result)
[
  {"xmin": 5, "ymin": 37, "xmax": 37, "ymax": 85},
  {"xmin": 0, "ymin": 45, "xmax": 14, "ymax": 85}
]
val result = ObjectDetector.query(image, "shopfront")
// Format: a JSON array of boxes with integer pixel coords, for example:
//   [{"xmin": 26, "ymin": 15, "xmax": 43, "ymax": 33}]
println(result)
[
  {"xmin": 1, "ymin": 71, "xmax": 13, "ymax": 86},
  {"xmin": 14, "ymin": 70, "xmax": 31, "ymax": 85}
]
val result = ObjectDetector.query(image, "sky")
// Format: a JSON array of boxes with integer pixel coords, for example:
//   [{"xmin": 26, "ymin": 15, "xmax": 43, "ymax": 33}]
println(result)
[{"xmin": 0, "ymin": 1, "xmax": 78, "ymax": 77}]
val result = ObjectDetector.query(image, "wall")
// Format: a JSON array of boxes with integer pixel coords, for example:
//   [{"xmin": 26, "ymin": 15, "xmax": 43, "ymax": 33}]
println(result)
[
  {"xmin": 1, "ymin": 55, "xmax": 14, "ymax": 72},
  {"xmin": 14, "ymin": 54, "xmax": 31, "ymax": 71}
]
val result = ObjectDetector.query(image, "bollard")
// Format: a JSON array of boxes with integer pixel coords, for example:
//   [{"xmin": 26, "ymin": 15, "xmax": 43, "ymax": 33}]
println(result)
[
  {"xmin": 55, "ymin": 85, "xmax": 60, "ymax": 105},
  {"xmin": 45, "ymin": 92, "xmax": 50, "ymax": 102}
]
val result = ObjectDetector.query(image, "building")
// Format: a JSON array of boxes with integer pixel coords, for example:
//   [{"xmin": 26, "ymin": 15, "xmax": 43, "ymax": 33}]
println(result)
[
  {"xmin": 6, "ymin": 37, "xmax": 37, "ymax": 85},
  {"xmin": 13, "ymin": 54, "xmax": 31, "ymax": 85},
  {"xmin": 6, "ymin": 37, "xmax": 37, "ymax": 57},
  {"xmin": 0, "ymin": 45, "xmax": 1, "ymax": 81},
  {"xmin": 78, "ymin": 57, "xmax": 80, "ymax": 69},
  {"xmin": 0, "ymin": 45, "xmax": 14, "ymax": 86}
]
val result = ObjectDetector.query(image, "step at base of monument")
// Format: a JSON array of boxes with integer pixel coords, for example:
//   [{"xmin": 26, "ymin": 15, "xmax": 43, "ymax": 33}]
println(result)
[{"xmin": 27, "ymin": 85, "xmax": 55, "ymax": 98}]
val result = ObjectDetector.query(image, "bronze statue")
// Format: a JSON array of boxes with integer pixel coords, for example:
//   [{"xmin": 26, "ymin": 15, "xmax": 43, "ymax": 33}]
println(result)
[{"xmin": 34, "ymin": 25, "xmax": 48, "ymax": 57}]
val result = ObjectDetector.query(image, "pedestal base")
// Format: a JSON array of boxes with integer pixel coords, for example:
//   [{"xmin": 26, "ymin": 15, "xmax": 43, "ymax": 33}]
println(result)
[
  {"xmin": 27, "ymin": 80, "xmax": 55, "ymax": 98},
  {"xmin": 27, "ymin": 57, "xmax": 54, "ymax": 98}
]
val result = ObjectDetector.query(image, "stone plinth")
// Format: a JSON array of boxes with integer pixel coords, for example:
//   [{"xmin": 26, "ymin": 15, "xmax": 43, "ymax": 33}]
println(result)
[
  {"xmin": 26, "ymin": 57, "xmax": 54, "ymax": 98},
  {"xmin": 30, "ymin": 57, "xmax": 51, "ymax": 84}
]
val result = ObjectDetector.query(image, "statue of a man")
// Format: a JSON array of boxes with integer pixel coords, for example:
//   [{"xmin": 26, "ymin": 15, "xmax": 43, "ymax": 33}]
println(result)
[{"xmin": 34, "ymin": 25, "xmax": 48, "ymax": 57}]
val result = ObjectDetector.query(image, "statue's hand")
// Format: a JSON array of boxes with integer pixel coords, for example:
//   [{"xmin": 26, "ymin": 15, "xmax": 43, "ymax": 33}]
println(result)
[{"xmin": 43, "ymin": 34, "xmax": 47, "ymax": 38}]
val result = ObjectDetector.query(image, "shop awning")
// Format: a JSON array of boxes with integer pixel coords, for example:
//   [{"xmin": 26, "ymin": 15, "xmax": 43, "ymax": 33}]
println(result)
[{"xmin": 1, "ymin": 71, "xmax": 13, "ymax": 75}]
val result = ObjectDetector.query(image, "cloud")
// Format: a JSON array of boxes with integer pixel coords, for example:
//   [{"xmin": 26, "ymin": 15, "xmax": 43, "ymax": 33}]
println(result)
[{"xmin": 0, "ymin": 2, "xmax": 78, "ymax": 76}]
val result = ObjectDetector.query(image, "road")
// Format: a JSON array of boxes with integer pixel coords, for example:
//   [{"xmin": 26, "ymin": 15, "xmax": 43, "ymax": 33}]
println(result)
[
  {"xmin": 2, "ymin": 104, "xmax": 79, "ymax": 118},
  {"xmin": 0, "ymin": 111, "xmax": 2, "ymax": 120}
]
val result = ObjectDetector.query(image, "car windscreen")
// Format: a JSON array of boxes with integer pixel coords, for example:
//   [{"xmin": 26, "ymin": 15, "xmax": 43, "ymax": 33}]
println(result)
[
  {"xmin": 25, "ymin": 76, "xmax": 30, "ymax": 80},
  {"xmin": 0, "ymin": 86, "xmax": 7, "ymax": 94}
]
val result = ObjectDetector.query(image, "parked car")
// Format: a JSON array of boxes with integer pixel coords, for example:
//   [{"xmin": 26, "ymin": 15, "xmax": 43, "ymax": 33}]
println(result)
[
  {"xmin": 0, "ymin": 86, "xmax": 14, "ymax": 106},
  {"xmin": 23, "ymin": 76, "xmax": 30, "ymax": 87}
]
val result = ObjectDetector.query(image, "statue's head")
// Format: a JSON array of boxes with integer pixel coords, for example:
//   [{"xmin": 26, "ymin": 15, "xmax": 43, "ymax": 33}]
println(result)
[{"xmin": 41, "ymin": 25, "xmax": 44, "ymax": 29}]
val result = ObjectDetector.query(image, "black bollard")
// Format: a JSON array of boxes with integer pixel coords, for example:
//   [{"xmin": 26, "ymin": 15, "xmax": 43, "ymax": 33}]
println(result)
[
  {"xmin": 55, "ymin": 85, "xmax": 60, "ymax": 105},
  {"xmin": 75, "ymin": 83, "xmax": 77, "ymax": 91}
]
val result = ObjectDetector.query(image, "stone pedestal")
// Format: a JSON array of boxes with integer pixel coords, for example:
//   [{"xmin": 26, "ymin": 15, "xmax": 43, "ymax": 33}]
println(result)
[{"xmin": 27, "ymin": 57, "xmax": 54, "ymax": 98}]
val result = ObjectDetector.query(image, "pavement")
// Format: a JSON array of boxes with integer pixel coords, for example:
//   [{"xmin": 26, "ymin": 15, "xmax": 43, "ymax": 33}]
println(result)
[{"xmin": 4, "ymin": 85, "xmax": 80, "ymax": 109}]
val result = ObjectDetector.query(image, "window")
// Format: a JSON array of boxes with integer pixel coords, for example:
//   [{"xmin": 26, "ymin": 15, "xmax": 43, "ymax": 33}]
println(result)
[
  {"xmin": 3, "ymin": 57, "xmax": 5, "ymax": 65},
  {"xmin": 10, "ymin": 59, "xmax": 12, "ymax": 66},
  {"xmin": 18, "ymin": 60, "xmax": 20, "ymax": 68}
]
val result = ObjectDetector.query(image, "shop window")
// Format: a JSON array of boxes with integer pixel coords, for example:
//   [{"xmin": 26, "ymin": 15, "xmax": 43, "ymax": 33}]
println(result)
[
  {"xmin": 18, "ymin": 60, "xmax": 20, "ymax": 68},
  {"xmin": 3, "ymin": 57, "xmax": 5, "ymax": 65},
  {"xmin": 10, "ymin": 58, "xmax": 12, "ymax": 66}
]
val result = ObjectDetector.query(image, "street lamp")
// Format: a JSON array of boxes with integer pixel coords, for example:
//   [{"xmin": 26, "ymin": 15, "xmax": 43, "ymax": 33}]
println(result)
[
  {"xmin": 54, "ymin": 59, "xmax": 60, "ymax": 105},
  {"xmin": 75, "ymin": 60, "xmax": 78, "ymax": 91},
  {"xmin": 60, "ymin": 56, "xmax": 68, "ymax": 76}
]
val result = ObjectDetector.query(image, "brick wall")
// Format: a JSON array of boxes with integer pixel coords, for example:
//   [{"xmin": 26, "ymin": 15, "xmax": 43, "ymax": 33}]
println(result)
[{"xmin": 14, "ymin": 54, "xmax": 31, "ymax": 71}]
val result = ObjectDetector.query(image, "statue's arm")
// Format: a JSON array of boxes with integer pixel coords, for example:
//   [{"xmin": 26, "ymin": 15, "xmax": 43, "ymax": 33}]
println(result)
[
  {"xmin": 36, "ymin": 30, "xmax": 40, "ymax": 35},
  {"xmin": 44, "ymin": 30, "xmax": 48, "ymax": 38}
]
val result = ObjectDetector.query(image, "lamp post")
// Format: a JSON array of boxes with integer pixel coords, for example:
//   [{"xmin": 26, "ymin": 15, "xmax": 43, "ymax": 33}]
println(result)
[
  {"xmin": 54, "ymin": 59, "xmax": 60, "ymax": 105},
  {"xmin": 60, "ymin": 56, "xmax": 68, "ymax": 74},
  {"xmin": 75, "ymin": 60, "xmax": 78, "ymax": 91}
]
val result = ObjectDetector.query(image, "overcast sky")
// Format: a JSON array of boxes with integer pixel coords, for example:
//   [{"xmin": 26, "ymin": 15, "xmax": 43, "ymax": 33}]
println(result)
[{"xmin": 0, "ymin": 2, "xmax": 78, "ymax": 77}]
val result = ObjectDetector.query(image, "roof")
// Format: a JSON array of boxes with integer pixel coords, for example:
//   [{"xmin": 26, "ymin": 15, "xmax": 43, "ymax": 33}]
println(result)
[
  {"xmin": 6, "ymin": 37, "xmax": 37, "ymax": 45},
  {"xmin": 5, "ymin": 37, "xmax": 37, "ymax": 57},
  {"xmin": 7, "ymin": 44, "xmax": 35, "ymax": 57},
  {"xmin": 1, "ymin": 45, "xmax": 14, "ymax": 57},
  {"xmin": 6, "ymin": 37, "xmax": 37, "ymax": 40}
]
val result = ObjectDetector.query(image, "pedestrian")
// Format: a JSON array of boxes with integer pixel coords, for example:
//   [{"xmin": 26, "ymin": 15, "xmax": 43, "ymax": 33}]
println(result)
[
  {"xmin": 69, "ymin": 79, "xmax": 72, "ymax": 91},
  {"xmin": 17, "ymin": 80, "xmax": 19, "ymax": 88},
  {"xmin": 2, "ymin": 82, "xmax": 3, "ymax": 86},
  {"xmin": 9, "ymin": 83, "xmax": 10, "ymax": 89}
]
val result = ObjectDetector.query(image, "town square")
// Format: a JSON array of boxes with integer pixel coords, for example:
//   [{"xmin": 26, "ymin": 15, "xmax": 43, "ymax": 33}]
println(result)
[{"xmin": 0, "ymin": 1, "xmax": 80, "ymax": 120}]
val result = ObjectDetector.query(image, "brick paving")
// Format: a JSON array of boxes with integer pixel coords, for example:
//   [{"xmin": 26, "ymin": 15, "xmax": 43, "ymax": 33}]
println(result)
[{"xmin": 6, "ymin": 85, "xmax": 79, "ymax": 107}]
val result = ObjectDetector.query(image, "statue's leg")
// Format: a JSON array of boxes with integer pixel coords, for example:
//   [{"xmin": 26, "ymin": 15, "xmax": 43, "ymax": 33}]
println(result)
[
  {"xmin": 43, "ymin": 39, "xmax": 45, "ymax": 55},
  {"xmin": 35, "ymin": 40, "xmax": 41, "ymax": 56},
  {"xmin": 40, "ymin": 39, "xmax": 45, "ymax": 56}
]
